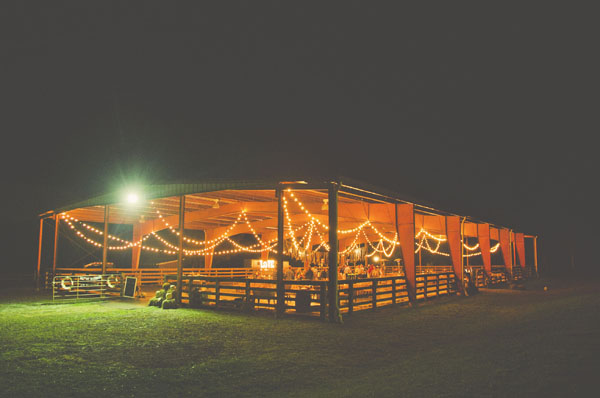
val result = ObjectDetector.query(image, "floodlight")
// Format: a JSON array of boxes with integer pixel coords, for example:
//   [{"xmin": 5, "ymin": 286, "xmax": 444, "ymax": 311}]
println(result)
[{"xmin": 126, "ymin": 192, "xmax": 139, "ymax": 204}]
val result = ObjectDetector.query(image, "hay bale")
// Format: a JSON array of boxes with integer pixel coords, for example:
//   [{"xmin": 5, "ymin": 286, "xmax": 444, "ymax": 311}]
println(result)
[
  {"xmin": 148, "ymin": 288, "xmax": 167, "ymax": 307},
  {"xmin": 161, "ymin": 285, "xmax": 178, "ymax": 309}
]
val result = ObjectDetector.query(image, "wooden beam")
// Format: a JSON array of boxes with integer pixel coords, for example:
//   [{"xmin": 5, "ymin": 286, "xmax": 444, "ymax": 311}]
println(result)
[
  {"xmin": 204, "ymin": 230, "xmax": 214, "ymax": 269},
  {"xmin": 131, "ymin": 223, "xmax": 142, "ymax": 269},
  {"xmin": 102, "ymin": 205, "xmax": 109, "ymax": 274},
  {"xmin": 534, "ymin": 236, "xmax": 538, "ymax": 276},
  {"xmin": 52, "ymin": 214, "xmax": 59, "ymax": 274},
  {"xmin": 397, "ymin": 204, "xmax": 415, "ymax": 302},
  {"xmin": 276, "ymin": 188, "xmax": 284, "ymax": 317},
  {"xmin": 511, "ymin": 230, "xmax": 516, "ymax": 273},
  {"xmin": 176, "ymin": 195, "xmax": 185, "ymax": 304},
  {"xmin": 36, "ymin": 218, "xmax": 44, "ymax": 290},
  {"xmin": 328, "ymin": 182, "xmax": 341, "ymax": 323}
]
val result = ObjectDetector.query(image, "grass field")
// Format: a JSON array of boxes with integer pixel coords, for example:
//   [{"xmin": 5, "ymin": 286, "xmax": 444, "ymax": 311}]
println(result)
[{"xmin": 1, "ymin": 277, "xmax": 598, "ymax": 397}]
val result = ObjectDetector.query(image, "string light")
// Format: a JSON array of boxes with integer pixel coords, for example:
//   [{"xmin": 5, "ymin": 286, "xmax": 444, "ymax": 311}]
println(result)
[
  {"xmin": 414, "ymin": 229, "xmax": 450, "ymax": 257},
  {"xmin": 62, "ymin": 212, "xmax": 279, "ymax": 256},
  {"xmin": 284, "ymin": 189, "xmax": 400, "ymax": 257},
  {"xmin": 62, "ymin": 193, "xmax": 506, "ymax": 261},
  {"xmin": 490, "ymin": 242, "xmax": 500, "ymax": 253},
  {"xmin": 463, "ymin": 242, "xmax": 480, "ymax": 251}
]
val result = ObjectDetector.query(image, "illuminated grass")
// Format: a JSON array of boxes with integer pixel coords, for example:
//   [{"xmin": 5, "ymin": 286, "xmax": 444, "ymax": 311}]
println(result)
[{"xmin": 0, "ymin": 278, "xmax": 598, "ymax": 397}]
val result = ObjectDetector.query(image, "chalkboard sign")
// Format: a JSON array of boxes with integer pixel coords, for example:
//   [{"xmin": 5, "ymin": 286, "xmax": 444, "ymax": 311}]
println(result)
[{"xmin": 123, "ymin": 277, "xmax": 137, "ymax": 298}]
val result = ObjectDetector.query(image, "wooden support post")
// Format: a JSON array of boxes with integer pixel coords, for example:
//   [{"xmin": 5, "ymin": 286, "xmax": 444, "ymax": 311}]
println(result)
[
  {"xmin": 275, "ymin": 187, "xmax": 285, "ymax": 316},
  {"xmin": 245, "ymin": 280, "xmax": 251, "ymax": 304},
  {"xmin": 176, "ymin": 195, "xmax": 185, "ymax": 304},
  {"xmin": 215, "ymin": 279, "xmax": 220, "ymax": 308},
  {"xmin": 461, "ymin": 217, "xmax": 465, "ymax": 289},
  {"xmin": 511, "ymin": 231, "xmax": 516, "ymax": 273},
  {"xmin": 131, "ymin": 224, "xmax": 142, "ymax": 270},
  {"xmin": 372, "ymin": 280, "xmax": 377, "ymax": 310},
  {"xmin": 102, "ymin": 205, "xmax": 109, "ymax": 275},
  {"xmin": 52, "ymin": 214, "xmax": 59, "ymax": 274},
  {"xmin": 328, "ymin": 181, "xmax": 341, "ymax": 323},
  {"xmin": 187, "ymin": 277, "xmax": 194, "ymax": 301},
  {"xmin": 204, "ymin": 230, "xmax": 214, "ymax": 269},
  {"xmin": 260, "ymin": 249, "xmax": 269, "ymax": 262},
  {"xmin": 348, "ymin": 281, "xmax": 354, "ymax": 314},
  {"xmin": 534, "ymin": 236, "xmax": 538, "ymax": 276},
  {"xmin": 396, "ymin": 203, "xmax": 416, "ymax": 302},
  {"xmin": 319, "ymin": 282, "xmax": 327, "ymax": 320},
  {"xmin": 392, "ymin": 278, "xmax": 396, "ymax": 304},
  {"xmin": 36, "ymin": 218, "xmax": 44, "ymax": 290}
]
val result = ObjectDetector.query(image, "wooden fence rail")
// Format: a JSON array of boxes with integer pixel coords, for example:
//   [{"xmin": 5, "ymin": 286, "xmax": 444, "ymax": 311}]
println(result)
[
  {"xmin": 162, "ymin": 272, "xmax": 458, "ymax": 318},
  {"xmin": 48, "ymin": 267, "xmax": 253, "ymax": 287}
]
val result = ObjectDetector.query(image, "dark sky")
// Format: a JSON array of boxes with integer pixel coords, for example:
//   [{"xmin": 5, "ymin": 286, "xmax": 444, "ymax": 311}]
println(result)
[{"xmin": 1, "ymin": 2, "xmax": 598, "ymax": 275}]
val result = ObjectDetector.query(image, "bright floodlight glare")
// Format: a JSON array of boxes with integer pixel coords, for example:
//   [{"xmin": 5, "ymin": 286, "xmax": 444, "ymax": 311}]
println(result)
[
  {"xmin": 126, "ymin": 193, "xmax": 139, "ymax": 204},
  {"xmin": 373, "ymin": 255, "xmax": 380, "ymax": 262}
]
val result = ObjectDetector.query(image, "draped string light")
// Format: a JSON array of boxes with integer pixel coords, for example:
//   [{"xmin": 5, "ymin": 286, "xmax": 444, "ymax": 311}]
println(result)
[
  {"xmin": 490, "ymin": 242, "xmax": 500, "ymax": 253},
  {"xmin": 284, "ymin": 189, "xmax": 400, "ymax": 258},
  {"xmin": 156, "ymin": 209, "xmax": 244, "ymax": 246},
  {"xmin": 62, "ymin": 214, "xmax": 176, "ymax": 254},
  {"xmin": 63, "ymin": 194, "xmax": 503, "ymax": 261},
  {"xmin": 413, "ymin": 228, "xmax": 502, "ymax": 258},
  {"xmin": 361, "ymin": 229, "xmax": 398, "ymax": 257},
  {"xmin": 62, "ymin": 211, "xmax": 279, "ymax": 256},
  {"xmin": 463, "ymin": 242, "xmax": 480, "ymax": 251},
  {"xmin": 414, "ymin": 228, "xmax": 450, "ymax": 256}
]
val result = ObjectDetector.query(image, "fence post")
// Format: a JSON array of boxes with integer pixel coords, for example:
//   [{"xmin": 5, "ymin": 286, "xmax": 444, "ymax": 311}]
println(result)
[
  {"xmin": 320, "ymin": 282, "xmax": 327, "ymax": 320},
  {"xmin": 348, "ymin": 281, "xmax": 354, "ymax": 315},
  {"xmin": 245, "ymin": 280, "xmax": 251, "ymax": 304},
  {"xmin": 372, "ymin": 280, "xmax": 377, "ymax": 310},
  {"xmin": 188, "ymin": 277, "xmax": 194, "ymax": 305},
  {"xmin": 215, "ymin": 279, "xmax": 220, "ymax": 308}
]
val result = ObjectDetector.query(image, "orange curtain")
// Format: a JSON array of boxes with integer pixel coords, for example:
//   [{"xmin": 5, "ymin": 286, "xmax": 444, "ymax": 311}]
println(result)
[
  {"xmin": 396, "ymin": 203, "xmax": 415, "ymax": 300},
  {"xmin": 446, "ymin": 216, "xmax": 463, "ymax": 290},
  {"xmin": 515, "ymin": 232, "xmax": 526, "ymax": 268},
  {"xmin": 477, "ymin": 224, "xmax": 491, "ymax": 275},
  {"xmin": 499, "ymin": 228, "xmax": 512, "ymax": 273},
  {"xmin": 490, "ymin": 227, "xmax": 499, "ymax": 241}
]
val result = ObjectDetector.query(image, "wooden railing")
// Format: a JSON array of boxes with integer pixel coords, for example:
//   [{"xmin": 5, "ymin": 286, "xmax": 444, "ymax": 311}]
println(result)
[
  {"xmin": 339, "ymin": 276, "xmax": 410, "ymax": 314},
  {"xmin": 415, "ymin": 272, "xmax": 457, "ymax": 300},
  {"xmin": 163, "ymin": 275, "xmax": 328, "ymax": 318},
  {"xmin": 162, "ymin": 272, "xmax": 458, "ymax": 318},
  {"xmin": 50, "ymin": 267, "xmax": 253, "ymax": 287}
]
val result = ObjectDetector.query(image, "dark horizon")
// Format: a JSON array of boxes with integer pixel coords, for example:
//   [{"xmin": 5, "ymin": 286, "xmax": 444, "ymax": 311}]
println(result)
[{"xmin": 2, "ymin": 2, "xmax": 598, "ymax": 276}]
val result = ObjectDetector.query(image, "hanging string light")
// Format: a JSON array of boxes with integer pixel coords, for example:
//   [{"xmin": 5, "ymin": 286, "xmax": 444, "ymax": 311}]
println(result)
[
  {"xmin": 62, "ymin": 211, "xmax": 279, "ymax": 256},
  {"xmin": 414, "ymin": 229, "xmax": 451, "ymax": 257}
]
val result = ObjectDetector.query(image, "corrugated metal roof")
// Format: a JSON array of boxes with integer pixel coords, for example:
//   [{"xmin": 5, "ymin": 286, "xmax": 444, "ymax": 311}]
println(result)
[{"xmin": 42, "ymin": 176, "xmax": 524, "ymax": 233}]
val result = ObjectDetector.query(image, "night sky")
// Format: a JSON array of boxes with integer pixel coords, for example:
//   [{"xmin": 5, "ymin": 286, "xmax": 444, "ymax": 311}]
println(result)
[{"xmin": 2, "ymin": 2, "xmax": 598, "ymax": 275}]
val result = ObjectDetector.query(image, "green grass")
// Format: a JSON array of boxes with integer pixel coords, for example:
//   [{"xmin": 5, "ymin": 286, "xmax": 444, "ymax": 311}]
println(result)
[{"xmin": 1, "ymin": 277, "xmax": 599, "ymax": 397}]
